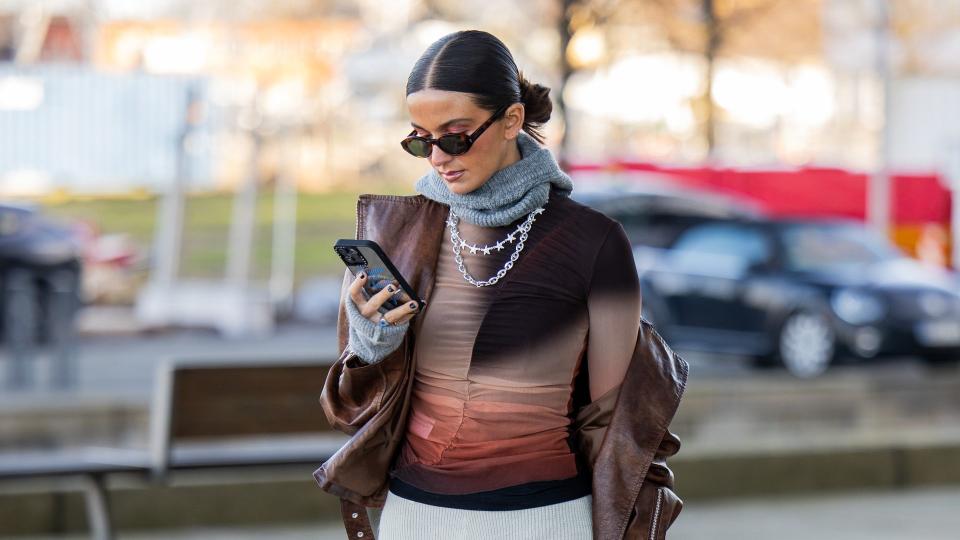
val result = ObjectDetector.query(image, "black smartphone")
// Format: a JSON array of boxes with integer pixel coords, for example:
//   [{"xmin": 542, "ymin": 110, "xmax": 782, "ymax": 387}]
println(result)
[{"xmin": 334, "ymin": 239, "xmax": 425, "ymax": 314}]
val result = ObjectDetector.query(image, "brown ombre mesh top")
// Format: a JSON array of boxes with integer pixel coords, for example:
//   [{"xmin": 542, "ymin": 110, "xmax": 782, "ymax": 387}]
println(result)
[{"xmin": 389, "ymin": 193, "xmax": 642, "ymax": 495}]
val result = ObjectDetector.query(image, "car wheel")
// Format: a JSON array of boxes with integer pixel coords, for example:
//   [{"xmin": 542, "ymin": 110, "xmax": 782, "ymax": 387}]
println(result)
[{"xmin": 777, "ymin": 310, "xmax": 835, "ymax": 378}]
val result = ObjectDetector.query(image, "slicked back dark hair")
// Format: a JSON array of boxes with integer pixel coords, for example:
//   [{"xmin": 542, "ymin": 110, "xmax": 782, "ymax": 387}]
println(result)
[{"xmin": 406, "ymin": 30, "xmax": 553, "ymax": 144}]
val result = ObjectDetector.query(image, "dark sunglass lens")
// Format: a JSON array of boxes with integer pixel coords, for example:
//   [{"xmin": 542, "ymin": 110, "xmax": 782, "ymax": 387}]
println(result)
[
  {"xmin": 438, "ymin": 135, "xmax": 470, "ymax": 155},
  {"xmin": 403, "ymin": 138, "xmax": 432, "ymax": 158}
]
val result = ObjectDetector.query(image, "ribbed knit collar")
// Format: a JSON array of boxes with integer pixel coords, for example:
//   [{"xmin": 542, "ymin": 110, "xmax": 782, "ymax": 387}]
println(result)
[{"xmin": 414, "ymin": 131, "xmax": 574, "ymax": 227}]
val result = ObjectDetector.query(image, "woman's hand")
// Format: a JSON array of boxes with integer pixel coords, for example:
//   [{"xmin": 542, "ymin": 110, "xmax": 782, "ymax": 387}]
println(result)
[{"xmin": 349, "ymin": 272, "xmax": 420, "ymax": 327}]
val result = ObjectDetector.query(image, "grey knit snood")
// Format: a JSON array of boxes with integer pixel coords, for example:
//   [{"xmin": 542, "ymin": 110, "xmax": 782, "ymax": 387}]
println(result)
[{"xmin": 414, "ymin": 131, "xmax": 574, "ymax": 226}]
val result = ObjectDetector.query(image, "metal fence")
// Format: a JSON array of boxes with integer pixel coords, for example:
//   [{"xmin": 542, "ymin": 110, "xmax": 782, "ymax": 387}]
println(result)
[{"xmin": 0, "ymin": 64, "xmax": 211, "ymax": 193}]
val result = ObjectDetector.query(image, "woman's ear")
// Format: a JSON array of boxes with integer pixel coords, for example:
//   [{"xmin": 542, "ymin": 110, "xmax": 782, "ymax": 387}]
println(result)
[{"xmin": 504, "ymin": 103, "xmax": 525, "ymax": 139}]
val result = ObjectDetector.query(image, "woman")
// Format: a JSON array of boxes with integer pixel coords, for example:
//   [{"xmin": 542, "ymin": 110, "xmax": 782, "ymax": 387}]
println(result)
[{"xmin": 315, "ymin": 30, "xmax": 688, "ymax": 540}]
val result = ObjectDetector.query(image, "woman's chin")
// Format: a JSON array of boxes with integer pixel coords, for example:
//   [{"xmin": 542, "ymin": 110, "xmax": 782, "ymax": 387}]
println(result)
[
  {"xmin": 446, "ymin": 182, "xmax": 475, "ymax": 195},
  {"xmin": 444, "ymin": 177, "xmax": 488, "ymax": 196}
]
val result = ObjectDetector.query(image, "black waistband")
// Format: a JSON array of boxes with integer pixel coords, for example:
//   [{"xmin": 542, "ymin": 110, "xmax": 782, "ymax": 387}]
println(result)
[{"xmin": 387, "ymin": 468, "xmax": 592, "ymax": 511}]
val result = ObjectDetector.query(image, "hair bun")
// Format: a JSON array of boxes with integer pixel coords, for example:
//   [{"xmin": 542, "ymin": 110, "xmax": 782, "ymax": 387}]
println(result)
[{"xmin": 518, "ymin": 74, "xmax": 552, "ymax": 141}]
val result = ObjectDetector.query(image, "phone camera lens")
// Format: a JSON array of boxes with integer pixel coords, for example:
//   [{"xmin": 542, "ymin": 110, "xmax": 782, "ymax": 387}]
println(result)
[{"xmin": 339, "ymin": 247, "xmax": 366, "ymax": 266}]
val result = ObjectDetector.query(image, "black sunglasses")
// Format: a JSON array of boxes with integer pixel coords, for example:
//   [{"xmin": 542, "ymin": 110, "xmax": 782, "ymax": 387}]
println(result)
[{"xmin": 401, "ymin": 104, "xmax": 510, "ymax": 158}]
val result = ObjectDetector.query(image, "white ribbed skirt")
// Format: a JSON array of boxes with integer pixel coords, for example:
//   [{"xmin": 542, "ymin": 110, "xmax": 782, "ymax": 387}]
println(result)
[{"xmin": 377, "ymin": 490, "xmax": 593, "ymax": 540}]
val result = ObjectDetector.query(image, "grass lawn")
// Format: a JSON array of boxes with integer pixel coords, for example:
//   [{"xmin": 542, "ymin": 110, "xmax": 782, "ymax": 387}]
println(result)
[{"xmin": 42, "ymin": 188, "xmax": 407, "ymax": 284}]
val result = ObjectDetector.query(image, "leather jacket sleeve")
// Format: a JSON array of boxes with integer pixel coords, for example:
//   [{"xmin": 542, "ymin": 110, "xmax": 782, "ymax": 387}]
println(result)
[
  {"xmin": 572, "ymin": 387, "xmax": 684, "ymax": 540},
  {"xmin": 320, "ymin": 269, "xmax": 410, "ymax": 435},
  {"xmin": 625, "ymin": 429, "xmax": 683, "ymax": 540}
]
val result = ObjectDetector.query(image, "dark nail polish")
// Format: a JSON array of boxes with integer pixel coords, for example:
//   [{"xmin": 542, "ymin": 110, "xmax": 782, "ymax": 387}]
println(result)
[
  {"xmin": 387, "ymin": 285, "xmax": 395, "ymax": 293},
  {"xmin": 358, "ymin": 272, "xmax": 365, "ymax": 279},
  {"xmin": 409, "ymin": 302, "xmax": 417, "ymax": 309}
]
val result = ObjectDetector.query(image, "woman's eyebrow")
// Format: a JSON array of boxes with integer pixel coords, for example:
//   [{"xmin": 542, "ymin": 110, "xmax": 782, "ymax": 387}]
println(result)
[{"xmin": 410, "ymin": 117, "xmax": 472, "ymax": 131}]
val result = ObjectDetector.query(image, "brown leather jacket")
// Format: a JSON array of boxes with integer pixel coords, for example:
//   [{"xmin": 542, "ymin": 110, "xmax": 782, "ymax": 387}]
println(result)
[{"xmin": 314, "ymin": 194, "xmax": 689, "ymax": 540}]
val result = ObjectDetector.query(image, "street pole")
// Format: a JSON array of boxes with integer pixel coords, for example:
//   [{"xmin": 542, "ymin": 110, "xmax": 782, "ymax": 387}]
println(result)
[
  {"xmin": 946, "ymin": 139, "xmax": 960, "ymax": 269},
  {"xmin": 226, "ymin": 126, "xmax": 260, "ymax": 289},
  {"xmin": 151, "ymin": 87, "xmax": 197, "ymax": 287},
  {"xmin": 868, "ymin": 0, "xmax": 892, "ymax": 239},
  {"xmin": 270, "ymin": 128, "xmax": 298, "ymax": 316},
  {"xmin": 49, "ymin": 268, "xmax": 79, "ymax": 389},
  {"xmin": 953, "ymin": 184, "xmax": 960, "ymax": 270},
  {"xmin": 4, "ymin": 268, "xmax": 36, "ymax": 389}
]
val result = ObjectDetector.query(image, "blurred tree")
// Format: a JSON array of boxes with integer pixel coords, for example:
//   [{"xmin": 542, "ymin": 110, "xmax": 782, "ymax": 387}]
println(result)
[
  {"xmin": 645, "ymin": 0, "xmax": 816, "ymax": 156},
  {"xmin": 892, "ymin": 0, "xmax": 960, "ymax": 75},
  {"xmin": 564, "ymin": 0, "xmax": 820, "ymax": 157},
  {"xmin": 558, "ymin": 0, "xmax": 576, "ymax": 155},
  {"xmin": 159, "ymin": 0, "xmax": 339, "ymax": 19},
  {"xmin": 559, "ymin": 0, "xmax": 619, "ymax": 154}
]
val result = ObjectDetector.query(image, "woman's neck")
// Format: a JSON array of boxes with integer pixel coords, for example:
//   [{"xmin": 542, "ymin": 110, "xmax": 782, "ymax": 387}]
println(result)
[{"xmin": 493, "ymin": 137, "xmax": 523, "ymax": 172}]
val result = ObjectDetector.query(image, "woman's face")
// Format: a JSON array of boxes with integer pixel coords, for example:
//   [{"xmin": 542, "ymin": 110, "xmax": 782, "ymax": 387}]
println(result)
[{"xmin": 406, "ymin": 89, "xmax": 523, "ymax": 195}]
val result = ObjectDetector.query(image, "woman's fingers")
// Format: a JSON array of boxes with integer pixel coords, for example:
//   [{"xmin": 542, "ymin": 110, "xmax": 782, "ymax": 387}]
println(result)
[
  {"xmin": 348, "ymin": 273, "xmax": 419, "ymax": 324},
  {"xmin": 360, "ymin": 282, "xmax": 403, "ymax": 319},
  {"xmin": 394, "ymin": 289, "xmax": 413, "ymax": 304},
  {"xmin": 348, "ymin": 272, "xmax": 368, "ymax": 308},
  {"xmin": 383, "ymin": 300, "xmax": 421, "ymax": 325}
]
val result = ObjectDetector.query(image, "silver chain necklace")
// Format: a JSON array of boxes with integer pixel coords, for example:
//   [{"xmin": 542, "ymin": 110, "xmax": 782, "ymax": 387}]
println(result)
[
  {"xmin": 447, "ymin": 207, "xmax": 545, "ymax": 287},
  {"xmin": 447, "ymin": 215, "xmax": 530, "ymax": 255}
]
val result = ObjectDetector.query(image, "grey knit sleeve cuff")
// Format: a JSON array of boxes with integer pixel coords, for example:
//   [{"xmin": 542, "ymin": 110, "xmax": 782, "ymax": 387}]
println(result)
[{"xmin": 344, "ymin": 293, "xmax": 409, "ymax": 365}]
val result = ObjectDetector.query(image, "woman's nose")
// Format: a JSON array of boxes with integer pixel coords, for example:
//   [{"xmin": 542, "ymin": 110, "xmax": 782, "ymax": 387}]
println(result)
[{"xmin": 429, "ymin": 145, "xmax": 453, "ymax": 167}]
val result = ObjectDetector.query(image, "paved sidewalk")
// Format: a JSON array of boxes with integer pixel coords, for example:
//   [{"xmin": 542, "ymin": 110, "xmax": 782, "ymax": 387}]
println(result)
[
  {"xmin": 8, "ymin": 487, "xmax": 960, "ymax": 539},
  {"xmin": 670, "ymin": 486, "xmax": 960, "ymax": 540},
  {"xmin": 6, "ymin": 523, "xmax": 347, "ymax": 539}
]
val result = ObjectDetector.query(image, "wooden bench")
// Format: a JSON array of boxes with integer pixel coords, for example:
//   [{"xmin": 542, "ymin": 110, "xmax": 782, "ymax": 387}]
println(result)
[{"xmin": 0, "ymin": 356, "xmax": 344, "ymax": 539}]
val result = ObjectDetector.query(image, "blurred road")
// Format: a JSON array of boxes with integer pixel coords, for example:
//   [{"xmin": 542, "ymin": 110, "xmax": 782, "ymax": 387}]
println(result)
[{"xmin": 7, "ymin": 486, "xmax": 960, "ymax": 539}]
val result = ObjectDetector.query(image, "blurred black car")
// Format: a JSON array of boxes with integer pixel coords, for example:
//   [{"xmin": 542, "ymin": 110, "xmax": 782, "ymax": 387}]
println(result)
[
  {"xmin": 573, "ymin": 181, "xmax": 765, "ymax": 249},
  {"xmin": 0, "ymin": 203, "xmax": 82, "ymax": 344},
  {"xmin": 638, "ymin": 216, "xmax": 960, "ymax": 377}
]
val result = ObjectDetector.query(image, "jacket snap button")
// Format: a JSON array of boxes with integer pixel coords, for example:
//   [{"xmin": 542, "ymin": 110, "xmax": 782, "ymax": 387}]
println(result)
[
  {"xmin": 352, "ymin": 512, "xmax": 359, "ymax": 518},
  {"xmin": 357, "ymin": 532, "xmax": 364, "ymax": 538}
]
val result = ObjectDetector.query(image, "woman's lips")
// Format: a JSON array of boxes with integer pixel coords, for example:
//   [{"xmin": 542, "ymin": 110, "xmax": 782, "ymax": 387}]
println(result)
[{"xmin": 440, "ymin": 170, "xmax": 464, "ymax": 182}]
